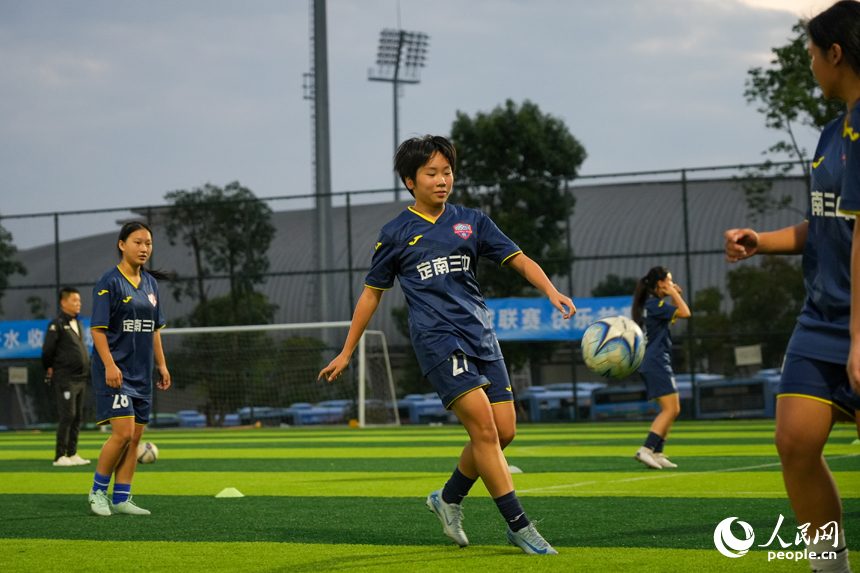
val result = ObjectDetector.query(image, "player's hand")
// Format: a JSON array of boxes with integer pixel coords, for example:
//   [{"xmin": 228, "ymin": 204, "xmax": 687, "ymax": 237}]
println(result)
[
  {"xmin": 106, "ymin": 364, "xmax": 123, "ymax": 389},
  {"xmin": 725, "ymin": 228, "xmax": 759, "ymax": 263},
  {"xmin": 157, "ymin": 365, "xmax": 171, "ymax": 390},
  {"xmin": 848, "ymin": 339, "xmax": 860, "ymax": 396},
  {"xmin": 549, "ymin": 291, "xmax": 576, "ymax": 319},
  {"xmin": 319, "ymin": 353, "xmax": 350, "ymax": 382}
]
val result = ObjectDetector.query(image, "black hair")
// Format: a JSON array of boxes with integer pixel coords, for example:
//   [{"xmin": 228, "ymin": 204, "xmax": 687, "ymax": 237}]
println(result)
[
  {"xmin": 631, "ymin": 266, "xmax": 669, "ymax": 328},
  {"xmin": 393, "ymin": 135, "xmax": 457, "ymax": 198},
  {"xmin": 59, "ymin": 286, "xmax": 79, "ymax": 302},
  {"xmin": 117, "ymin": 221, "xmax": 172, "ymax": 281},
  {"xmin": 807, "ymin": 0, "xmax": 860, "ymax": 76}
]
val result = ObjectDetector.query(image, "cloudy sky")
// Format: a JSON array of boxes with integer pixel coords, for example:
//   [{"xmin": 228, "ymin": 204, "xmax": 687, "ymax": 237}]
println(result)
[{"xmin": 0, "ymin": 0, "xmax": 832, "ymax": 249}]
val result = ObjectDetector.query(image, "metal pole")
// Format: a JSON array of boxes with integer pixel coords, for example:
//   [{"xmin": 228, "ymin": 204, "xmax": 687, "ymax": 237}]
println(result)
[
  {"xmin": 392, "ymin": 31, "xmax": 404, "ymax": 201},
  {"xmin": 680, "ymin": 169, "xmax": 697, "ymax": 417},
  {"xmin": 54, "ymin": 213, "xmax": 60, "ymax": 314},
  {"xmin": 358, "ymin": 333, "xmax": 366, "ymax": 427},
  {"xmin": 313, "ymin": 0, "xmax": 335, "ymax": 327},
  {"xmin": 393, "ymin": 79, "xmax": 399, "ymax": 200},
  {"xmin": 564, "ymin": 180, "xmax": 578, "ymax": 421},
  {"xmin": 346, "ymin": 192, "xmax": 355, "ymax": 313}
]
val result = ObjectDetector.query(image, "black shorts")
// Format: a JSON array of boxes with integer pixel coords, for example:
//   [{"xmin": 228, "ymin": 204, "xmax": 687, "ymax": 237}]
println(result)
[
  {"xmin": 96, "ymin": 393, "xmax": 151, "ymax": 426},
  {"xmin": 778, "ymin": 353, "xmax": 860, "ymax": 417},
  {"xmin": 426, "ymin": 353, "xmax": 513, "ymax": 409},
  {"xmin": 640, "ymin": 370, "xmax": 678, "ymax": 401}
]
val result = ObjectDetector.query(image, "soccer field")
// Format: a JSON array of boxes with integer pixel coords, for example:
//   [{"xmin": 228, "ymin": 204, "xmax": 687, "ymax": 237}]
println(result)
[{"xmin": 1, "ymin": 420, "xmax": 858, "ymax": 572}]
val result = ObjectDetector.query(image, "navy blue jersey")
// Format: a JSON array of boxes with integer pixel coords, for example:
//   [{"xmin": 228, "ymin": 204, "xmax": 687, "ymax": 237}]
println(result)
[
  {"xmin": 786, "ymin": 112, "xmax": 855, "ymax": 364},
  {"xmin": 365, "ymin": 204, "xmax": 522, "ymax": 375},
  {"xmin": 638, "ymin": 297, "xmax": 677, "ymax": 373},
  {"xmin": 91, "ymin": 267, "xmax": 165, "ymax": 397}
]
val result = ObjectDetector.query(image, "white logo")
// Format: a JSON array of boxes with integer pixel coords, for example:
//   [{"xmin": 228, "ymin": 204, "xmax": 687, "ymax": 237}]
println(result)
[{"xmin": 714, "ymin": 517, "xmax": 755, "ymax": 558}]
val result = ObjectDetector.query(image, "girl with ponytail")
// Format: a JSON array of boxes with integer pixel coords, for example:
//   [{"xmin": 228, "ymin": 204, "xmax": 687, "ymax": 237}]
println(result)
[{"xmin": 631, "ymin": 266, "xmax": 690, "ymax": 470}]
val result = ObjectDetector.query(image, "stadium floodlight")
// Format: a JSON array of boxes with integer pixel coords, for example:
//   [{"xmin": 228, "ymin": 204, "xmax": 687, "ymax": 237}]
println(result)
[{"xmin": 368, "ymin": 28, "xmax": 429, "ymax": 201}]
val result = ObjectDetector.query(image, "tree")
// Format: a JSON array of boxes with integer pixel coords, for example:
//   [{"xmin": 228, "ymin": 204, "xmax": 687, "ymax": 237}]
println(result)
[
  {"xmin": 450, "ymin": 99, "xmax": 586, "ymax": 372},
  {"xmin": 726, "ymin": 256, "xmax": 805, "ymax": 367},
  {"xmin": 686, "ymin": 287, "xmax": 733, "ymax": 375},
  {"xmin": 164, "ymin": 182, "xmax": 276, "ymax": 326},
  {"xmin": 591, "ymin": 274, "xmax": 638, "ymax": 298},
  {"xmin": 0, "ymin": 219, "xmax": 27, "ymax": 316},
  {"xmin": 742, "ymin": 22, "xmax": 842, "ymax": 218}
]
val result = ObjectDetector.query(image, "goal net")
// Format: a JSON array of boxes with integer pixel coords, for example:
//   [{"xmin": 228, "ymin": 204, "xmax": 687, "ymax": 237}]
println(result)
[{"xmin": 156, "ymin": 322, "xmax": 399, "ymax": 428}]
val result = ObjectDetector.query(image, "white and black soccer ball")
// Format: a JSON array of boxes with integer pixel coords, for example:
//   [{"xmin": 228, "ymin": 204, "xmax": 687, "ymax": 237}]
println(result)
[
  {"xmin": 581, "ymin": 316, "xmax": 645, "ymax": 378},
  {"xmin": 137, "ymin": 442, "xmax": 159, "ymax": 464}
]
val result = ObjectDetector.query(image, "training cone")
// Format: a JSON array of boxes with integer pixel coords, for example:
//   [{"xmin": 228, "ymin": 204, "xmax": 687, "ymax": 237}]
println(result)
[
  {"xmin": 852, "ymin": 439, "xmax": 860, "ymax": 446},
  {"xmin": 215, "ymin": 487, "xmax": 245, "ymax": 498},
  {"xmin": 508, "ymin": 465, "xmax": 523, "ymax": 474}
]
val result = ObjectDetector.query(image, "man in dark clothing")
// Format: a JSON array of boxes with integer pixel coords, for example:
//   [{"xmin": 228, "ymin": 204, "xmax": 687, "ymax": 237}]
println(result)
[{"xmin": 42, "ymin": 287, "xmax": 91, "ymax": 466}]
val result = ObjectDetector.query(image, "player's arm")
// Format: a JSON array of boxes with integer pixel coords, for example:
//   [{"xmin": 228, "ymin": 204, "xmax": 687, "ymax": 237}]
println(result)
[
  {"xmin": 506, "ymin": 253, "xmax": 575, "ymax": 319},
  {"xmin": 724, "ymin": 222, "xmax": 807, "ymax": 262},
  {"xmin": 91, "ymin": 329, "xmax": 123, "ymax": 389},
  {"xmin": 41, "ymin": 320, "xmax": 59, "ymax": 373},
  {"xmin": 665, "ymin": 284, "xmax": 691, "ymax": 319},
  {"xmin": 153, "ymin": 330, "xmax": 171, "ymax": 390},
  {"xmin": 318, "ymin": 287, "xmax": 384, "ymax": 381}
]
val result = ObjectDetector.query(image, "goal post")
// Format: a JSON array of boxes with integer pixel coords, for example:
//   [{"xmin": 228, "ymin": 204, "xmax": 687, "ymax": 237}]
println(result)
[{"xmin": 158, "ymin": 321, "xmax": 399, "ymax": 428}]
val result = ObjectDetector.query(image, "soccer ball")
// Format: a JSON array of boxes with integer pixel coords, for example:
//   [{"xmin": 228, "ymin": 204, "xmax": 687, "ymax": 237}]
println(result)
[
  {"xmin": 581, "ymin": 316, "xmax": 645, "ymax": 378},
  {"xmin": 137, "ymin": 442, "xmax": 158, "ymax": 464}
]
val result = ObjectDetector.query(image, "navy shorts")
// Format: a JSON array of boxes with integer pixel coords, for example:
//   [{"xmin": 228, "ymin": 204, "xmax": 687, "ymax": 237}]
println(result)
[
  {"xmin": 426, "ymin": 353, "xmax": 513, "ymax": 409},
  {"xmin": 640, "ymin": 370, "xmax": 678, "ymax": 401},
  {"xmin": 96, "ymin": 393, "xmax": 152, "ymax": 426},
  {"xmin": 779, "ymin": 353, "xmax": 860, "ymax": 417}
]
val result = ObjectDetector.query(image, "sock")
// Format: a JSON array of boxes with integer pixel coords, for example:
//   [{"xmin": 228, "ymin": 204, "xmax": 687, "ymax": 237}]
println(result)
[
  {"xmin": 494, "ymin": 491, "xmax": 531, "ymax": 532},
  {"xmin": 112, "ymin": 483, "xmax": 131, "ymax": 505},
  {"xmin": 654, "ymin": 438, "xmax": 666, "ymax": 455},
  {"xmin": 92, "ymin": 471, "xmax": 111, "ymax": 494},
  {"xmin": 442, "ymin": 467, "xmax": 477, "ymax": 505},
  {"xmin": 808, "ymin": 531, "xmax": 850, "ymax": 573},
  {"xmin": 643, "ymin": 431, "xmax": 662, "ymax": 451}
]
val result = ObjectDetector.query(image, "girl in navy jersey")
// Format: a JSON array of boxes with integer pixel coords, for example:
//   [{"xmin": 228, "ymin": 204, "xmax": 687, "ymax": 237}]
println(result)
[
  {"xmin": 726, "ymin": 4, "xmax": 860, "ymax": 570},
  {"xmin": 87, "ymin": 221, "xmax": 171, "ymax": 517},
  {"xmin": 630, "ymin": 266, "xmax": 690, "ymax": 470},
  {"xmin": 319, "ymin": 135, "xmax": 575, "ymax": 555}
]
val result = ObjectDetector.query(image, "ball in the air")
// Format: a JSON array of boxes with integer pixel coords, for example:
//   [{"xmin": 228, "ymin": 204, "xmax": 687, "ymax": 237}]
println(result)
[
  {"xmin": 581, "ymin": 316, "xmax": 645, "ymax": 378},
  {"xmin": 137, "ymin": 442, "xmax": 159, "ymax": 464}
]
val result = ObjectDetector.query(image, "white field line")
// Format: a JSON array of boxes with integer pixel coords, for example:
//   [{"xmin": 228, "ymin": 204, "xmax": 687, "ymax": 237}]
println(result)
[{"xmin": 517, "ymin": 453, "xmax": 860, "ymax": 494}]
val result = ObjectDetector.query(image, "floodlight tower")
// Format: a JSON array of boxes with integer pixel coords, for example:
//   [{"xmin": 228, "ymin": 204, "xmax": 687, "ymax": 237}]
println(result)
[{"xmin": 368, "ymin": 29, "xmax": 429, "ymax": 201}]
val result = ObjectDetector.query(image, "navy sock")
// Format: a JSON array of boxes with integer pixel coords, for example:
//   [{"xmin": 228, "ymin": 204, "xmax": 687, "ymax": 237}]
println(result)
[
  {"xmin": 92, "ymin": 471, "xmax": 111, "ymax": 494},
  {"xmin": 494, "ymin": 491, "xmax": 530, "ymax": 532},
  {"xmin": 112, "ymin": 483, "xmax": 131, "ymax": 505},
  {"xmin": 654, "ymin": 438, "xmax": 666, "ymax": 455},
  {"xmin": 643, "ymin": 431, "xmax": 662, "ymax": 451},
  {"xmin": 442, "ymin": 467, "xmax": 477, "ymax": 505}
]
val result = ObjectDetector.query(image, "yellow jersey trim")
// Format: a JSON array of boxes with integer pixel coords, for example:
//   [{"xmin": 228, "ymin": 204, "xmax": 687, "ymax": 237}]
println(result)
[
  {"xmin": 97, "ymin": 415, "xmax": 135, "ymax": 426},
  {"xmin": 777, "ymin": 393, "xmax": 854, "ymax": 418},
  {"xmin": 446, "ymin": 383, "xmax": 491, "ymax": 410},
  {"xmin": 408, "ymin": 206, "xmax": 444, "ymax": 224},
  {"xmin": 489, "ymin": 399, "xmax": 515, "ymax": 406},
  {"xmin": 838, "ymin": 209, "xmax": 860, "ymax": 216},
  {"xmin": 649, "ymin": 391, "xmax": 679, "ymax": 402},
  {"xmin": 364, "ymin": 284, "xmax": 391, "ymax": 291},
  {"xmin": 670, "ymin": 309, "xmax": 678, "ymax": 325},
  {"xmin": 157, "ymin": 324, "xmax": 167, "ymax": 330},
  {"xmin": 501, "ymin": 251, "xmax": 523, "ymax": 266},
  {"xmin": 91, "ymin": 326, "xmax": 109, "ymax": 329},
  {"xmin": 117, "ymin": 265, "xmax": 141, "ymax": 289}
]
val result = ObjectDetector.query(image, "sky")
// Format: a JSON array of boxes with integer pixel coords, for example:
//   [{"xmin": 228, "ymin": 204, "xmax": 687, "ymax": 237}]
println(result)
[{"xmin": 0, "ymin": 0, "xmax": 829, "ymax": 249}]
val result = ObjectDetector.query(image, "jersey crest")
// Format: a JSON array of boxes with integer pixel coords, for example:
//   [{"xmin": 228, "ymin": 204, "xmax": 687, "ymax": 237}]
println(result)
[
  {"xmin": 148, "ymin": 293, "xmax": 157, "ymax": 307},
  {"xmin": 453, "ymin": 223, "xmax": 472, "ymax": 239}
]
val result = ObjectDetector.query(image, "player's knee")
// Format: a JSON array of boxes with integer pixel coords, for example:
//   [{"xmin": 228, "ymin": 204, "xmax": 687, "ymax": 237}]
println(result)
[
  {"xmin": 498, "ymin": 426, "xmax": 516, "ymax": 449},
  {"xmin": 112, "ymin": 429, "xmax": 134, "ymax": 446},
  {"xmin": 774, "ymin": 428, "xmax": 818, "ymax": 463},
  {"xmin": 470, "ymin": 420, "xmax": 500, "ymax": 446}
]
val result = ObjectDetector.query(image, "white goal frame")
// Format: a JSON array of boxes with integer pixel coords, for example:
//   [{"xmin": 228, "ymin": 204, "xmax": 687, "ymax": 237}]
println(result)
[{"xmin": 160, "ymin": 321, "xmax": 399, "ymax": 427}]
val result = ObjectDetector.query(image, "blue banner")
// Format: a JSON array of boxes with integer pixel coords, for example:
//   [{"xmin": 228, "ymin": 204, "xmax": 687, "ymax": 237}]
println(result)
[
  {"xmin": 485, "ymin": 296, "xmax": 633, "ymax": 341},
  {"xmin": 0, "ymin": 319, "xmax": 94, "ymax": 359}
]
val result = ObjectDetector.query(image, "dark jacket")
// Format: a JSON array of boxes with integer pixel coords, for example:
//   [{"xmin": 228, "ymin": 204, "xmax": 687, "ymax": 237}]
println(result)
[{"xmin": 41, "ymin": 312, "xmax": 90, "ymax": 383}]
